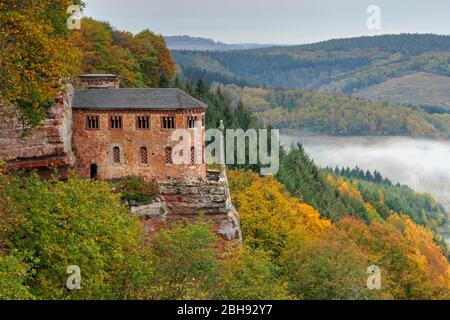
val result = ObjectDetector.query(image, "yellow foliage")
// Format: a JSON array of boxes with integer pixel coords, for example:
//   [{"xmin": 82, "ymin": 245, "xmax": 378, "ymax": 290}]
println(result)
[
  {"xmin": 327, "ymin": 175, "xmax": 363, "ymax": 200},
  {"xmin": 364, "ymin": 202, "xmax": 384, "ymax": 222},
  {"xmin": 228, "ymin": 170, "xmax": 330, "ymax": 256},
  {"xmin": 387, "ymin": 215, "xmax": 450, "ymax": 294}
]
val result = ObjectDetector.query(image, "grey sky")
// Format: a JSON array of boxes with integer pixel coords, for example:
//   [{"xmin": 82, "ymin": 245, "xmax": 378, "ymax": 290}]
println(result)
[{"xmin": 83, "ymin": 0, "xmax": 450, "ymax": 44}]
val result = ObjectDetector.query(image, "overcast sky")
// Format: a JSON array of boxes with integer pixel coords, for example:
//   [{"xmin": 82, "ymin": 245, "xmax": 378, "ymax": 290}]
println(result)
[{"xmin": 82, "ymin": 0, "xmax": 450, "ymax": 44}]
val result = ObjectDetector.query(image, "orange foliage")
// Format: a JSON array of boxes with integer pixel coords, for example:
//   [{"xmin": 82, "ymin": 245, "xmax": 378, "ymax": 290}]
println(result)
[
  {"xmin": 336, "ymin": 216, "xmax": 450, "ymax": 299},
  {"xmin": 327, "ymin": 175, "xmax": 363, "ymax": 200},
  {"xmin": 228, "ymin": 170, "xmax": 330, "ymax": 256}
]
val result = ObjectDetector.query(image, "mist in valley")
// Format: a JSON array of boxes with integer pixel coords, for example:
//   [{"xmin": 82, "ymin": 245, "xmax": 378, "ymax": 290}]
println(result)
[{"xmin": 280, "ymin": 135, "xmax": 450, "ymax": 213}]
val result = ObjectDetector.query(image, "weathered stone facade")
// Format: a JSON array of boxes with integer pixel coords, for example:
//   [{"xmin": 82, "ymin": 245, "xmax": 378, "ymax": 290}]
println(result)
[
  {"xmin": 72, "ymin": 108, "xmax": 206, "ymax": 181},
  {"xmin": 138, "ymin": 170, "xmax": 242, "ymax": 244},
  {"xmin": 0, "ymin": 85, "xmax": 75, "ymax": 173}
]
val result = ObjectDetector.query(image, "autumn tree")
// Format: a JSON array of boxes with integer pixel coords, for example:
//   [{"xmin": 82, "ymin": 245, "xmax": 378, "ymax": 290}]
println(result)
[
  {"xmin": 0, "ymin": 173, "xmax": 145, "ymax": 299},
  {"xmin": 71, "ymin": 18, "xmax": 145, "ymax": 87},
  {"xmin": 336, "ymin": 216, "xmax": 450, "ymax": 299},
  {"xmin": 214, "ymin": 247, "xmax": 291, "ymax": 300},
  {"xmin": 228, "ymin": 169, "xmax": 330, "ymax": 257},
  {"xmin": 0, "ymin": 0, "xmax": 82, "ymax": 129}
]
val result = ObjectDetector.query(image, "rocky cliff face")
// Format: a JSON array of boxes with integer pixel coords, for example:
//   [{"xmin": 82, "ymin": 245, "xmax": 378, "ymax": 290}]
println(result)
[
  {"xmin": 134, "ymin": 170, "xmax": 242, "ymax": 245},
  {"xmin": 0, "ymin": 85, "xmax": 75, "ymax": 174}
]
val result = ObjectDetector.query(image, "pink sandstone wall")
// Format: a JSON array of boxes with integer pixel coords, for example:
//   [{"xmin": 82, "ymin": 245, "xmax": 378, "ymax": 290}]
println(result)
[
  {"xmin": 0, "ymin": 86, "xmax": 74, "ymax": 171},
  {"xmin": 72, "ymin": 108, "xmax": 206, "ymax": 181}
]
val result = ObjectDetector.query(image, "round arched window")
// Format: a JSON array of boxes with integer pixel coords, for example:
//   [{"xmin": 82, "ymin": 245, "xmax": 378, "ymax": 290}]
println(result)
[{"xmin": 113, "ymin": 146, "xmax": 121, "ymax": 164}]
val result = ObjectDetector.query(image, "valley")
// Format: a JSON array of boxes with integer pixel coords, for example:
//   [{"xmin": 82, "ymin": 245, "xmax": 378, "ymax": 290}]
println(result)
[{"xmin": 280, "ymin": 134, "xmax": 450, "ymax": 214}]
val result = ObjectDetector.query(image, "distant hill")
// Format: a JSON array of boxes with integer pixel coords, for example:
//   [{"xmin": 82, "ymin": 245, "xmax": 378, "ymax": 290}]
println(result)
[
  {"xmin": 213, "ymin": 83, "xmax": 450, "ymax": 139},
  {"xmin": 171, "ymin": 34, "xmax": 450, "ymax": 93},
  {"xmin": 354, "ymin": 72, "xmax": 450, "ymax": 112},
  {"xmin": 165, "ymin": 35, "xmax": 275, "ymax": 51}
]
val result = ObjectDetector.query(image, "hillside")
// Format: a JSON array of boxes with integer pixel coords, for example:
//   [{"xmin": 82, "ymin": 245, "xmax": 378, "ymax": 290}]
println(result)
[
  {"xmin": 213, "ymin": 84, "xmax": 450, "ymax": 139},
  {"xmin": 72, "ymin": 18, "xmax": 176, "ymax": 88},
  {"xmin": 3, "ymin": 0, "xmax": 450, "ymax": 302},
  {"xmin": 355, "ymin": 72, "xmax": 450, "ymax": 112},
  {"xmin": 165, "ymin": 35, "xmax": 274, "ymax": 51},
  {"xmin": 172, "ymin": 34, "xmax": 450, "ymax": 92}
]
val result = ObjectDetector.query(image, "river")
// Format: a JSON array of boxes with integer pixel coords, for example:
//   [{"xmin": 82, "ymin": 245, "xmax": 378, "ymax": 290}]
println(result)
[{"xmin": 280, "ymin": 134, "xmax": 450, "ymax": 213}]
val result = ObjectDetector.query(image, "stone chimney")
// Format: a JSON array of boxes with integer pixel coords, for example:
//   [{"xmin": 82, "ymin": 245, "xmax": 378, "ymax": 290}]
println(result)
[{"xmin": 78, "ymin": 74, "xmax": 121, "ymax": 89}]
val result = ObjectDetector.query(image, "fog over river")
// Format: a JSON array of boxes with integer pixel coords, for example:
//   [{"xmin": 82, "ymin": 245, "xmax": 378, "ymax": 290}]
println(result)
[{"xmin": 280, "ymin": 134, "xmax": 450, "ymax": 213}]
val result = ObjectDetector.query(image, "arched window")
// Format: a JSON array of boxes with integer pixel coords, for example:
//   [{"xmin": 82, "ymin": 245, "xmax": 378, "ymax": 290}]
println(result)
[
  {"xmin": 190, "ymin": 147, "xmax": 195, "ymax": 165},
  {"xmin": 165, "ymin": 147, "xmax": 173, "ymax": 164},
  {"xmin": 113, "ymin": 146, "xmax": 121, "ymax": 164},
  {"xmin": 140, "ymin": 147, "xmax": 148, "ymax": 164}
]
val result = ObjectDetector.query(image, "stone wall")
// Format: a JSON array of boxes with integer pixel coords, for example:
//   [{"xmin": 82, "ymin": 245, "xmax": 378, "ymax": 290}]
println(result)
[
  {"xmin": 139, "ymin": 170, "xmax": 242, "ymax": 244},
  {"xmin": 72, "ymin": 108, "xmax": 206, "ymax": 181},
  {"xmin": 0, "ymin": 85, "xmax": 75, "ymax": 172},
  {"xmin": 78, "ymin": 75, "xmax": 121, "ymax": 89}
]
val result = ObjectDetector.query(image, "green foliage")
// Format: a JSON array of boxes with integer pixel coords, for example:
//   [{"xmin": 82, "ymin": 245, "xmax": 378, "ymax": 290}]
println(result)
[
  {"xmin": 214, "ymin": 247, "xmax": 291, "ymax": 300},
  {"xmin": 115, "ymin": 176, "xmax": 157, "ymax": 204},
  {"xmin": 217, "ymin": 84, "xmax": 450, "ymax": 139},
  {"xmin": 228, "ymin": 169, "xmax": 331, "ymax": 257},
  {"xmin": 280, "ymin": 233, "xmax": 375, "ymax": 300},
  {"xmin": 0, "ymin": 170, "xmax": 299, "ymax": 300},
  {"xmin": 71, "ymin": 18, "xmax": 144, "ymax": 87},
  {"xmin": 172, "ymin": 34, "xmax": 450, "ymax": 91},
  {"xmin": 0, "ymin": 173, "xmax": 143, "ymax": 299},
  {"xmin": 178, "ymin": 65, "xmax": 254, "ymax": 87},
  {"xmin": 174, "ymin": 35, "xmax": 450, "ymax": 139},
  {"xmin": 146, "ymin": 221, "xmax": 219, "ymax": 299},
  {"xmin": 175, "ymin": 78, "xmax": 258, "ymax": 131},
  {"xmin": 324, "ymin": 167, "xmax": 450, "ymax": 254},
  {"xmin": 0, "ymin": 252, "xmax": 35, "ymax": 300},
  {"xmin": 325, "ymin": 166, "xmax": 398, "ymax": 187},
  {"xmin": 228, "ymin": 170, "xmax": 450, "ymax": 300},
  {"xmin": 277, "ymin": 145, "xmax": 371, "ymax": 222},
  {"xmin": 0, "ymin": 168, "xmax": 449, "ymax": 300}
]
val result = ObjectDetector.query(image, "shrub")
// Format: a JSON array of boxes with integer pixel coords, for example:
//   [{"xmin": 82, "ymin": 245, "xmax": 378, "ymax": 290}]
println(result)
[
  {"xmin": 147, "ymin": 221, "xmax": 219, "ymax": 299},
  {"xmin": 0, "ymin": 252, "xmax": 35, "ymax": 300},
  {"xmin": 214, "ymin": 247, "xmax": 292, "ymax": 300},
  {"xmin": 0, "ymin": 172, "xmax": 145, "ymax": 299},
  {"xmin": 115, "ymin": 176, "xmax": 157, "ymax": 204}
]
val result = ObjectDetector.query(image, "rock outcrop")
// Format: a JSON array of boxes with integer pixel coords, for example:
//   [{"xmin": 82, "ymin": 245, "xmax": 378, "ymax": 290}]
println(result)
[
  {"xmin": 0, "ymin": 84, "xmax": 75, "ymax": 175},
  {"xmin": 138, "ymin": 170, "xmax": 242, "ymax": 244}
]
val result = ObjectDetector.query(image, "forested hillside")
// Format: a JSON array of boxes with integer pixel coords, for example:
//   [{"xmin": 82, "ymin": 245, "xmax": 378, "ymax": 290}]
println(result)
[
  {"xmin": 180, "ymin": 79, "xmax": 450, "ymax": 247},
  {"xmin": 1, "ymin": 1, "xmax": 450, "ymax": 301},
  {"xmin": 2, "ymin": 166, "xmax": 449, "ymax": 300},
  {"xmin": 172, "ymin": 34, "xmax": 450, "ymax": 93},
  {"xmin": 228, "ymin": 170, "xmax": 450, "ymax": 299},
  {"xmin": 355, "ymin": 72, "xmax": 450, "ymax": 112},
  {"xmin": 214, "ymin": 84, "xmax": 450, "ymax": 138},
  {"xmin": 324, "ymin": 167, "xmax": 449, "ymax": 250},
  {"xmin": 165, "ymin": 35, "xmax": 273, "ymax": 51}
]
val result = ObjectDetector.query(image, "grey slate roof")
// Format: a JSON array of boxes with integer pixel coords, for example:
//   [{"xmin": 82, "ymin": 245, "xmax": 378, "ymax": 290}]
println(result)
[{"xmin": 72, "ymin": 88, "xmax": 208, "ymax": 110}]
